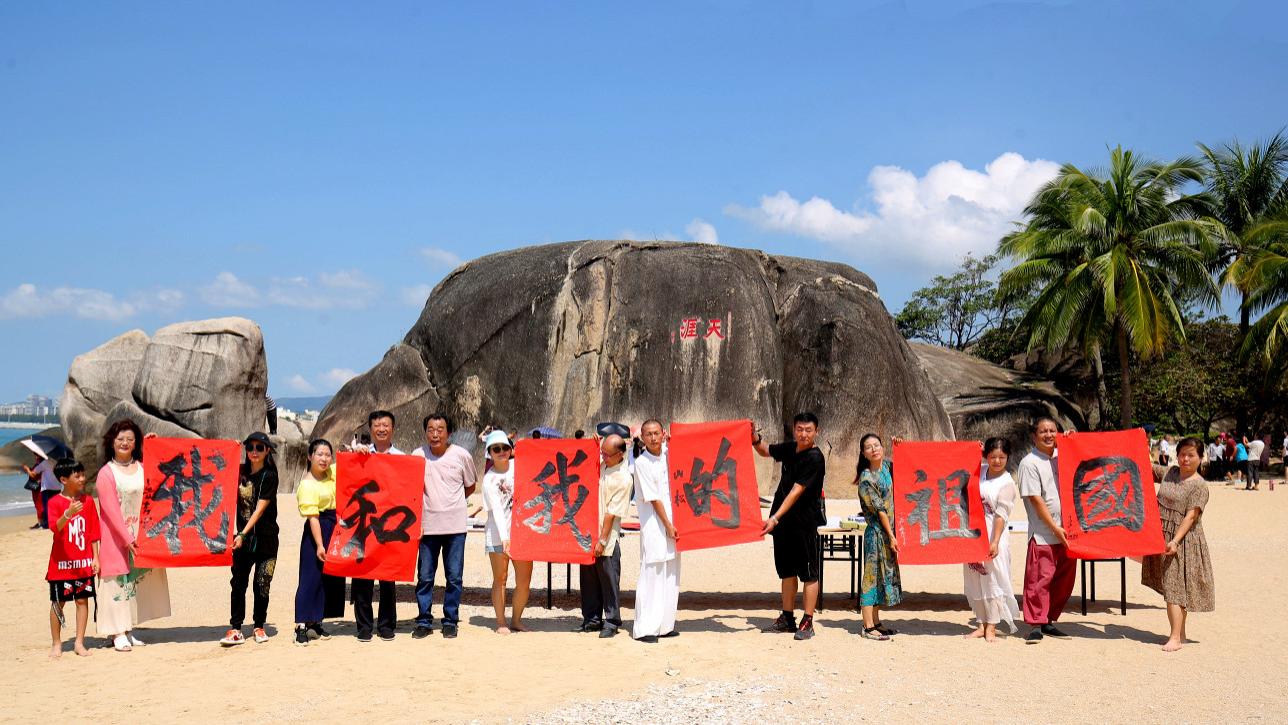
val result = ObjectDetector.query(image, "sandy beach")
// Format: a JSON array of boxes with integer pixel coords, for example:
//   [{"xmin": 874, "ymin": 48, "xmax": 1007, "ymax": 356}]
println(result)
[{"xmin": 0, "ymin": 483, "xmax": 1283, "ymax": 723}]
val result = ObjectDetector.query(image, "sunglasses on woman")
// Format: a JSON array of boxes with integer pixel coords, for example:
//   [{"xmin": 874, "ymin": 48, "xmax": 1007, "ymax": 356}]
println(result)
[
  {"xmin": 245, "ymin": 443, "xmax": 268, "ymax": 453},
  {"xmin": 489, "ymin": 445, "xmax": 512, "ymax": 454}
]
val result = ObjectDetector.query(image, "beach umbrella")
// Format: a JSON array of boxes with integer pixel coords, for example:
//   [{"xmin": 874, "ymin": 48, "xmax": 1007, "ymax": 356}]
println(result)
[
  {"xmin": 529, "ymin": 426, "xmax": 562, "ymax": 439},
  {"xmin": 21, "ymin": 434, "xmax": 72, "ymax": 460},
  {"xmin": 596, "ymin": 421, "xmax": 631, "ymax": 439}
]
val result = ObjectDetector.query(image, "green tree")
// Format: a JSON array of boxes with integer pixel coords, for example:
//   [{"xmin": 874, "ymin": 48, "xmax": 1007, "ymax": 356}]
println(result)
[
  {"xmin": 1198, "ymin": 133, "xmax": 1288, "ymax": 373},
  {"xmin": 1131, "ymin": 318, "xmax": 1247, "ymax": 436},
  {"xmin": 895, "ymin": 254, "xmax": 1019, "ymax": 349},
  {"xmin": 998, "ymin": 147, "xmax": 1224, "ymax": 429}
]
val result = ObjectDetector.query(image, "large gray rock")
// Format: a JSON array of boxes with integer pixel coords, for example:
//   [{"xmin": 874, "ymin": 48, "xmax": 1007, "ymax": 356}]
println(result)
[
  {"xmin": 59, "ymin": 317, "xmax": 268, "ymax": 477},
  {"xmin": 317, "ymin": 241, "xmax": 953, "ymax": 494},
  {"xmin": 912, "ymin": 342, "xmax": 1085, "ymax": 459},
  {"xmin": 61, "ymin": 330, "xmax": 150, "ymax": 469}
]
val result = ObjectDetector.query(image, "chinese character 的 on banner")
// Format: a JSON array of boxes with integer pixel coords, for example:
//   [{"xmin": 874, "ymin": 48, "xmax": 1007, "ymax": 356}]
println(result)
[{"xmin": 669, "ymin": 419, "xmax": 764, "ymax": 552}]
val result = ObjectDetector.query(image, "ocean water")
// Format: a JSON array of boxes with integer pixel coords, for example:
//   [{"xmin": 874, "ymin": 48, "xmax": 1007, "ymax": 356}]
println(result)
[{"xmin": 0, "ymin": 427, "xmax": 39, "ymax": 515}]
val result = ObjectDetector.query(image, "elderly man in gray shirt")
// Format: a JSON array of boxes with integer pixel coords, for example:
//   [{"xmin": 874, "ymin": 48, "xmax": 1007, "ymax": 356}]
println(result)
[{"xmin": 1019, "ymin": 417, "xmax": 1076, "ymax": 644}]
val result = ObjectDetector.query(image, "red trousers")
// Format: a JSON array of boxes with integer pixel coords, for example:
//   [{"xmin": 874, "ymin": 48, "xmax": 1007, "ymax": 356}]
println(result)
[{"xmin": 1022, "ymin": 539, "xmax": 1076, "ymax": 625}]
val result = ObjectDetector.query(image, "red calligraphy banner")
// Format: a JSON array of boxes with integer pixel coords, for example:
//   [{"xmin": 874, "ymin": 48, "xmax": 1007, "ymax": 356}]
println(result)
[
  {"xmin": 324, "ymin": 452, "xmax": 425, "ymax": 582},
  {"xmin": 136, "ymin": 437, "xmax": 240, "ymax": 568},
  {"xmin": 1057, "ymin": 429, "xmax": 1165, "ymax": 559},
  {"xmin": 511, "ymin": 439, "xmax": 599, "ymax": 565},
  {"xmin": 668, "ymin": 420, "xmax": 764, "ymax": 552},
  {"xmin": 891, "ymin": 440, "xmax": 990, "ymax": 565}
]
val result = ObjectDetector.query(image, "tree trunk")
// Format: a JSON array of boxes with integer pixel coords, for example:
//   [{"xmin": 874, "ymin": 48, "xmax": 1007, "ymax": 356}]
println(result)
[
  {"xmin": 1090, "ymin": 345, "xmax": 1107, "ymax": 431},
  {"xmin": 1236, "ymin": 292, "xmax": 1251, "ymax": 437},
  {"xmin": 1116, "ymin": 322, "xmax": 1133, "ymax": 429}
]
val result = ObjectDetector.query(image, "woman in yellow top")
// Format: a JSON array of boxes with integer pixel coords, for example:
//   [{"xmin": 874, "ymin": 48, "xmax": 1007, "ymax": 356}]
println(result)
[{"xmin": 293, "ymin": 439, "xmax": 346, "ymax": 646}]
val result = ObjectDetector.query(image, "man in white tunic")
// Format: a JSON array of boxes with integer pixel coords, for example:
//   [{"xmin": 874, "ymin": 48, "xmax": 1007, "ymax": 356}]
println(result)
[{"xmin": 631, "ymin": 419, "xmax": 680, "ymax": 643}]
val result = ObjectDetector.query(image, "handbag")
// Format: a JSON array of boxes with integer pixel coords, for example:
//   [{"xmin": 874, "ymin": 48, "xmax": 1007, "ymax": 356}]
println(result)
[{"xmin": 24, "ymin": 477, "xmax": 40, "ymax": 492}]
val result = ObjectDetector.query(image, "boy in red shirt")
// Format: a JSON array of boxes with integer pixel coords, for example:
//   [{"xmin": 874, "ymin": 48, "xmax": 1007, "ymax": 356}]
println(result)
[{"xmin": 45, "ymin": 458, "xmax": 100, "ymax": 659}]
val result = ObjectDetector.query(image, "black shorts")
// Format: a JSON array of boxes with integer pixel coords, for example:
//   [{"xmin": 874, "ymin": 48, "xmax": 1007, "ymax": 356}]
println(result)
[
  {"xmin": 48, "ymin": 578, "xmax": 95, "ymax": 603},
  {"xmin": 772, "ymin": 526, "xmax": 819, "ymax": 583}
]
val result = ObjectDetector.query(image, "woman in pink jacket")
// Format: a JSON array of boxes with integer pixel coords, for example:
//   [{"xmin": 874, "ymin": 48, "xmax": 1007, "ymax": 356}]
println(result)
[{"xmin": 95, "ymin": 419, "xmax": 171, "ymax": 651}]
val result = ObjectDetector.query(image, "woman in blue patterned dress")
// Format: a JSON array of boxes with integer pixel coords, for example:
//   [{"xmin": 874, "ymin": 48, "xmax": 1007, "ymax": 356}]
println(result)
[{"xmin": 854, "ymin": 433, "xmax": 902, "ymax": 641}]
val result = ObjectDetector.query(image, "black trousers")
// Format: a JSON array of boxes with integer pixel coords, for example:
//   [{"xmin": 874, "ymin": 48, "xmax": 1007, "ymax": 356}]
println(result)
[
  {"xmin": 351, "ymin": 578, "xmax": 397, "ymax": 636},
  {"xmin": 230, "ymin": 548, "xmax": 277, "ymax": 629},
  {"xmin": 579, "ymin": 548, "xmax": 622, "ymax": 629}
]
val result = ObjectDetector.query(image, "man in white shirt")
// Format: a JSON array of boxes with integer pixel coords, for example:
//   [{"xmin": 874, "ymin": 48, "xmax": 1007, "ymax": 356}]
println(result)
[
  {"xmin": 350, "ymin": 410, "xmax": 403, "ymax": 642},
  {"xmin": 1245, "ymin": 434, "xmax": 1265, "ymax": 490},
  {"xmin": 410, "ymin": 413, "xmax": 476, "ymax": 639},
  {"xmin": 577, "ymin": 434, "xmax": 633, "ymax": 638},
  {"xmin": 631, "ymin": 419, "xmax": 680, "ymax": 643}
]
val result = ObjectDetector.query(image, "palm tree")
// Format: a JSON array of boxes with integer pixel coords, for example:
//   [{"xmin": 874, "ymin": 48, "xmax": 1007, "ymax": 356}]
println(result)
[
  {"xmin": 998, "ymin": 146, "xmax": 1224, "ymax": 429},
  {"xmin": 1201, "ymin": 130, "xmax": 1288, "ymax": 335},
  {"xmin": 1201, "ymin": 132, "xmax": 1288, "ymax": 373}
]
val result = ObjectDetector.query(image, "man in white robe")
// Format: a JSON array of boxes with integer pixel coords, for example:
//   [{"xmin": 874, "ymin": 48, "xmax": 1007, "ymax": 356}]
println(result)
[{"xmin": 631, "ymin": 419, "xmax": 680, "ymax": 643}]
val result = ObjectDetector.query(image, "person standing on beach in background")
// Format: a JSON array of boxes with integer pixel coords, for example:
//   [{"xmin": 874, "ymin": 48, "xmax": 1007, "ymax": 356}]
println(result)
[
  {"xmin": 411, "ymin": 412, "xmax": 476, "ymax": 640},
  {"xmin": 632, "ymin": 419, "xmax": 681, "ymax": 643},
  {"xmin": 265, "ymin": 394, "xmax": 278, "ymax": 436},
  {"xmin": 220, "ymin": 432, "xmax": 280, "ymax": 647},
  {"xmin": 577, "ymin": 434, "xmax": 632, "ymax": 639},
  {"xmin": 31, "ymin": 453, "xmax": 61, "ymax": 530},
  {"xmin": 95, "ymin": 419, "xmax": 171, "ymax": 652},
  {"xmin": 854, "ymin": 432, "xmax": 902, "ymax": 641},
  {"xmin": 293, "ymin": 439, "xmax": 346, "ymax": 646},
  {"xmin": 480, "ymin": 430, "xmax": 532, "ymax": 634},
  {"xmin": 45, "ymin": 457, "xmax": 99, "ymax": 659},
  {"xmin": 1244, "ymin": 434, "xmax": 1264, "ymax": 490},
  {"xmin": 1142, "ymin": 437, "xmax": 1215, "ymax": 652},
  {"xmin": 963, "ymin": 437, "xmax": 1020, "ymax": 641},
  {"xmin": 349, "ymin": 410, "xmax": 403, "ymax": 642},
  {"xmin": 1234, "ymin": 437, "xmax": 1250, "ymax": 489},
  {"xmin": 756, "ymin": 412, "xmax": 827, "ymax": 642},
  {"xmin": 1019, "ymin": 418, "xmax": 1075, "ymax": 644},
  {"xmin": 23, "ymin": 454, "xmax": 46, "ymax": 529}
]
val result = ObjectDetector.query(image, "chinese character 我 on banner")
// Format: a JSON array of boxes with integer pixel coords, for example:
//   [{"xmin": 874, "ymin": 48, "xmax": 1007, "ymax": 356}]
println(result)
[
  {"xmin": 511, "ymin": 438, "xmax": 600, "ymax": 565},
  {"xmin": 136, "ymin": 437, "xmax": 240, "ymax": 568}
]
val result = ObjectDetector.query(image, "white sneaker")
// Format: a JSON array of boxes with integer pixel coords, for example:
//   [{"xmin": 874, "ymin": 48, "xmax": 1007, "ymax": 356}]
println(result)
[
  {"xmin": 112, "ymin": 634, "xmax": 132, "ymax": 652},
  {"xmin": 128, "ymin": 634, "xmax": 145, "ymax": 647}
]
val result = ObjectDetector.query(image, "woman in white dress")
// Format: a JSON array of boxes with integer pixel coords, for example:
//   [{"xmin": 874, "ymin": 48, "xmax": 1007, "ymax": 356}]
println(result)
[
  {"xmin": 963, "ymin": 437, "xmax": 1020, "ymax": 641},
  {"xmin": 480, "ymin": 430, "xmax": 532, "ymax": 634},
  {"xmin": 95, "ymin": 419, "xmax": 171, "ymax": 650}
]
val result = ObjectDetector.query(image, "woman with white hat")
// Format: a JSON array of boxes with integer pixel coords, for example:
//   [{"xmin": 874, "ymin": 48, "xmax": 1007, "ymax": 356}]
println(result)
[{"xmin": 480, "ymin": 430, "xmax": 532, "ymax": 634}]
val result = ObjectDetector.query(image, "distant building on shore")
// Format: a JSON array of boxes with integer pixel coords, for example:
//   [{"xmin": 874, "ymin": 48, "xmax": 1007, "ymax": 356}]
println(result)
[{"xmin": 0, "ymin": 394, "xmax": 58, "ymax": 418}]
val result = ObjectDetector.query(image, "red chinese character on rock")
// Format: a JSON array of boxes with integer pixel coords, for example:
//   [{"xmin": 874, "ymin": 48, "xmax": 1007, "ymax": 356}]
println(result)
[
  {"xmin": 704, "ymin": 318, "xmax": 724, "ymax": 339},
  {"xmin": 679, "ymin": 317, "xmax": 700, "ymax": 340}
]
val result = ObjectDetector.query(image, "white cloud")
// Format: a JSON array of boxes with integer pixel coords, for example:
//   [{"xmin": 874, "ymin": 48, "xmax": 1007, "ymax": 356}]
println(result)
[
  {"xmin": 320, "ymin": 368, "xmax": 358, "ymax": 389},
  {"xmin": 284, "ymin": 374, "xmax": 317, "ymax": 394},
  {"xmin": 401, "ymin": 284, "xmax": 434, "ymax": 307},
  {"xmin": 0, "ymin": 283, "xmax": 185, "ymax": 321},
  {"xmin": 725, "ymin": 152, "xmax": 1060, "ymax": 268},
  {"xmin": 685, "ymin": 218, "xmax": 720, "ymax": 245},
  {"xmin": 202, "ymin": 270, "xmax": 380, "ymax": 310},
  {"xmin": 201, "ymin": 272, "xmax": 261, "ymax": 307},
  {"xmin": 419, "ymin": 247, "xmax": 464, "ymax": 269}
]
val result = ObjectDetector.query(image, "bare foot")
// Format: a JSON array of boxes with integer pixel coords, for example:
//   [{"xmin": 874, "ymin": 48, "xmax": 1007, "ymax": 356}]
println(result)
[
  {"xmin": 510, "ymin": 623, "xmax": 528, "ymax": 632},
  {"xmin": 49, "ymin": 644, "xmax": 62, "ymax": 659},
  {"xmin": 1162, "ymin": 639, "xmax": 1183, "ymax": 652},
  {"xmin": 495, "ymin": 625, "xmax": 512, "ymax": 635},
  {"xmin": 964, "ymin": 628, "xmax": 986, "ymax": 639},
  {"xmin": 73, "ymin": 641, "xmax": 91, "ymax": 657},
  {"xmin": 985, "ymin": 631, "xmax": 997, "ymax": 642}
]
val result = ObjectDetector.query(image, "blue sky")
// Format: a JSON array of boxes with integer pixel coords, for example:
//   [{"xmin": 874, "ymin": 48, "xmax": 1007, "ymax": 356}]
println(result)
[{"xmin": 2, "ymin": 1, "xmax": 1285, "ymax": 404}]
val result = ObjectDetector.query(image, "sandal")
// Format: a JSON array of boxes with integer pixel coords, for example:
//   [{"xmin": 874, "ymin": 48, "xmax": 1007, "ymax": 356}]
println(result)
[{"xmin": 861, "ymin": 626, "xmax": 890, "ymax": 641}]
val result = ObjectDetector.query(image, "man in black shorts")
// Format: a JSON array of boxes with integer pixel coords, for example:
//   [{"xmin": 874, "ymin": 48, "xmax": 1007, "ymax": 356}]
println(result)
[{"xmin": 754, "ymin": 412, "xmax": 826, "ymax": 641}]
